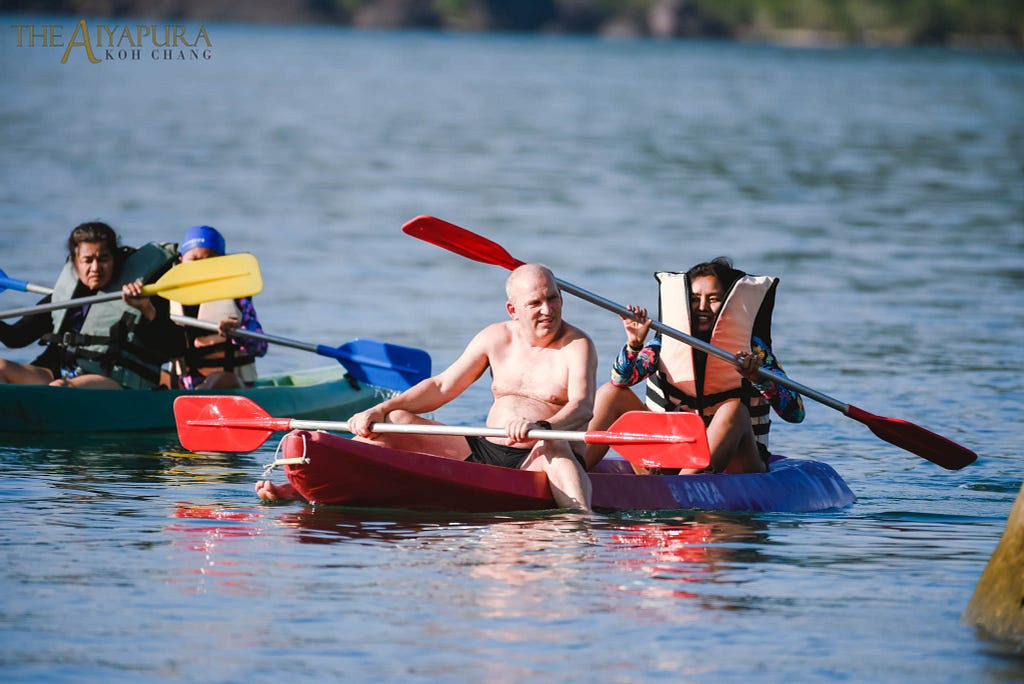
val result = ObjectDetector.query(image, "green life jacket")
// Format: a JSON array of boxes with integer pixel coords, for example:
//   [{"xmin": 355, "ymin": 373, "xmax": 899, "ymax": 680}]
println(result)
[{"xmin": 45, "ymin": 242, "xmax": 178, "ymax": 389}]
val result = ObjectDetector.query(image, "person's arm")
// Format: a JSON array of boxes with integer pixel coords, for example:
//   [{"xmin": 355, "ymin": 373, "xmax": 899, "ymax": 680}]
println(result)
[
  {"xmin": 127, "ymin": 293, "xmax": 187, "ymax": 359},
  {"xmin": 611, "ymin": 334, "xmax": 662, "ymax": 387},
  {"xmin": 347, "ymin": 326, "xmax": 494, "ymax": 437},
  {"xmin": 747, "ymin": 336, "xmax": 805, "ymax": 423},
  {"xmin": 218, "ymin": 297, "xmax": 268, "ymax": 358},
  {"xmin": 0, "ymin": 296, "xmax": 54, "ymax": 348}
]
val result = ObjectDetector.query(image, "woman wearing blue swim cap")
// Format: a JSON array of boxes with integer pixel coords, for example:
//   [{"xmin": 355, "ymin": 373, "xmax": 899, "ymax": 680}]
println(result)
[{"xmin": 169, "ymin": 226, "xmax": 268, "ymax": 389}]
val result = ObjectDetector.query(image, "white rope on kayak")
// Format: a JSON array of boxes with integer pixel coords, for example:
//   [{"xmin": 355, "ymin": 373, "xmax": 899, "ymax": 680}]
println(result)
[{"xmin": 262, "ymin": 431, "xmax": 309, "ymax": 477}]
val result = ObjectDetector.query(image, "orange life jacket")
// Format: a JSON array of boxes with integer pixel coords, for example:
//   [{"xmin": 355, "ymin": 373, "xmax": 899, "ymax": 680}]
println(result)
[
  {"xmin": 169, "ymin": 298, "xmax": 258, "ymax": 385},
  {"xmin": 644, "ymin": 271, "xmax": 778, "ymax": 450}
]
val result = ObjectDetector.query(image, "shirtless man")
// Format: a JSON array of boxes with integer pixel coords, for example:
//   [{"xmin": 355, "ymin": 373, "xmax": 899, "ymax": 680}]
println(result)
[{"xmin": 255, "ymin": 263, "xmax": 597, "ymax": 511}]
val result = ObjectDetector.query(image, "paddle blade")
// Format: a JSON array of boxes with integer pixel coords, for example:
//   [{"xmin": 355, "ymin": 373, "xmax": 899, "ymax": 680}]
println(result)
[
  {"xmin": 317, "ymin": 338, "xmax": 431, "ymax": 391},
  {"xmin": 0, "ymin": 268, "xmax": 14, "ymax": 294},
  {"xmin": 402, "ymin": 216, "xmax": 525, "ymax": 271},
  {"xmin": 596, "ymin": 411, "xmax": 711, "ymax": 470},
  {"xmin": 174, "ymin": 395, "xmax": 287, "ymax": 453},
  {"xmin": 847, "ymin": 405, "xmax": 977, "ymax": 470},
  {"xmin": 146, "ymin": 253, "xmax": 263, "ymax": 305}
]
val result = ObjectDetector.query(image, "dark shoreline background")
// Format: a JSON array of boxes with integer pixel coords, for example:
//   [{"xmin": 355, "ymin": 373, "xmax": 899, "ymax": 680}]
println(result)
[{"xmin": 5, "ymin": 0, "xmax": 1023, "ymax": 49}]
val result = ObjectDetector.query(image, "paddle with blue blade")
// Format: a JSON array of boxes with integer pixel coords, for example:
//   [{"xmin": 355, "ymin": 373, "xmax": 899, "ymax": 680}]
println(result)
[
  {"xmin": 0, "ymin": 268, "xmax": 53, "ymax": 296},
  {"xmin": 0, "ymin": 267, "xmax": 427, "ymax": 391},
  {"xmin": 401, "ymin": 215, "xmax": 978, "ymax": 471},
  {"xmin": 170, "ymin": 315, "xmax": 431, "ymax": 391},
  {"xmin": 0, "ymin": 253, "xmax": 263, "ymax": 319},
  {"xmin": 173, "ymin": 395, "xmax": 711, "ymax": 470}
]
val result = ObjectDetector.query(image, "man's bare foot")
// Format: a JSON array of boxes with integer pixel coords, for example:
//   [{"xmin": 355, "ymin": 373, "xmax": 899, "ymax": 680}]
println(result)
[{"xmin": 254, "ymin": 480, "xmax": 299, "ymax": 502}]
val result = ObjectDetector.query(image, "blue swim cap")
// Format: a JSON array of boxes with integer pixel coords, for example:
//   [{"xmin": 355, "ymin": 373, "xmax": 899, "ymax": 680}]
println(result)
[{"xmin": 179, "ymin": 225, "xmax": 226, "ymax": 256}]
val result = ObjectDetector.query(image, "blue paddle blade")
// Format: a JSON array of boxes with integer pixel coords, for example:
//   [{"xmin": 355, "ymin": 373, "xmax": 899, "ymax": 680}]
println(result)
[
  {"xmin": 316, "ymin": 338, "xmax": 431, "ymax": 391},
  {"xmin": 0, "ymin": 268, "xmax": 19, "ymax": 294},
  {"xmin": 0, "ymin": 269, "xmax": 53, "ymax": 297}
]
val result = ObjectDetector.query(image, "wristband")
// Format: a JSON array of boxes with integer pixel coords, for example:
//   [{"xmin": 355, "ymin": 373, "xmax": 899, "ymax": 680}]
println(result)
[{"xmin": 536, "ymin": 421, "xmax": 552, "ymax": 430}]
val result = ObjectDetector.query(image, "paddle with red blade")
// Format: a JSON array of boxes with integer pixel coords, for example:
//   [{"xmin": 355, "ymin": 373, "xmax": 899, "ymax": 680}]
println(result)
[
  {"xmin": 401, "ymin": 215, "xmax": 978, "ymax": 471},
  {"xmin": 173, "ymin": 395, "xmax": 711, "ymax": 470}
]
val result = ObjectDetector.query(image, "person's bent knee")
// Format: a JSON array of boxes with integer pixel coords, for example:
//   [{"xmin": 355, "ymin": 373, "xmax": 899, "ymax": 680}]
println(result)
[
  {"xmin": 711, "ymin": 398, "xmax": 750, "ymax": 424},
  {"xmin": 385, "ymin": 409, "xmax": 420, "ymax": 424},
  {"xmin": 595, "ymin": 381, "xmax": 636, "ymax": 404}
]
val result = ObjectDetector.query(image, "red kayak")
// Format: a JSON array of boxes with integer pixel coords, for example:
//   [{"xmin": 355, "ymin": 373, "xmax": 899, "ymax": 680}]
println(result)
[{"xmin": 278, "ymin": 430, "xmax": 856, "ymax": 513}]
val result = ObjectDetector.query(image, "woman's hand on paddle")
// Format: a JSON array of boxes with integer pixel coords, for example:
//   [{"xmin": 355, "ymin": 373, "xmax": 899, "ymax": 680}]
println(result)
[
  {"xmin": 217, "ymin": 316, "xmax": 240, "ymax": 337},
  {"xmin": 621, "ymin": 304, "xmax": 652, "ymax": 351},
  {"xmin": 122, "ymin": 279, "xmax": 156, "ymax": 321},
  {"xmin": 734, "ymin": 350, "xmax": 763, "ymax": 384}
]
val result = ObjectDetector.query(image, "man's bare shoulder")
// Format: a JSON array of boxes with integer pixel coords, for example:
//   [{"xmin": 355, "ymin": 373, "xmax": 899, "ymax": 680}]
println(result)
[
  {"xmin": 477, "ymin": 320, "xmax": 513, "ymax": 338},
  {"xmin": 468, "ymin": 321, "xmax": 514, "ymax": 349},
  {"xmin": 558, "ymin": 320, "xmax": 596, "ymax": 346}
]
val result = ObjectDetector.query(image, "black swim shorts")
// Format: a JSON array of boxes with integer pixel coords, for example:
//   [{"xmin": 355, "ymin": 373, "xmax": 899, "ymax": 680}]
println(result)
[
  {"xmin": 464, "ymin": 437, "xmax": 587, "ymax": 470},
  {"xmin": 465, "ymin": 436, "xmax": 533, "ymax": 469}
]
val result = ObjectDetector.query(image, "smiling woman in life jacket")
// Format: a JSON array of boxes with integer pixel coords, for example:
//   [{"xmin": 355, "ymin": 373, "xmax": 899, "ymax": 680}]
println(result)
[
  {"xmin": 0, "ymin": 221, "xmax": 185, "ymax": 388},
  {"xmin": 585, "ymin": 257, "xmax": 805, "ymax": 475},
  {"xmin": 167, "ymin": 225, "xmax": 268, "ymax": 390}
]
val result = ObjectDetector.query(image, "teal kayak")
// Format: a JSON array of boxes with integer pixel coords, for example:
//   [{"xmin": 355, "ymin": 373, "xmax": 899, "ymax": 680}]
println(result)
[{"xmin": 0, "ymin": 365, "xmax": 394, "ymax": 434}]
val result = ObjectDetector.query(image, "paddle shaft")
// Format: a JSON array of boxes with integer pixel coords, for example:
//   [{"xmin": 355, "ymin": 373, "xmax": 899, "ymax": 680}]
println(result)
[
  {"xmin": 171, "ymin": 314, "xmax": 319, "ymax": 354},
  {"xmin": 187, "ymin": 416, "xmax": 692, "ymax": 446},
  {"xmin": 0, "ymin": 276, "xmax": 53, "ymax": 296},
  {"xmin": 0, "ymin": 282, "xmax": 212, "ymax": 319},
  {"xmin": 554, "ymin": 278, "xmax": 850, "ymax": 414},
  {"xmin": 169, "ymin": 314, "xmax": 430, "ymax": 385},
  {"xmin": 0, "ymin": 289, "xmax": 136, "ymax": 320}
]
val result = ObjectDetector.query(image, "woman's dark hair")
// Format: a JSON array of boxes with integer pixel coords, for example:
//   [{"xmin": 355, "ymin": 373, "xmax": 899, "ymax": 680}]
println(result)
[
  {"xmin": 67, "ymin": 221, "xmax": 119, "ymax": 258},
  {"xmin": 686, "ymin": 256, "xmax": 743, "ymax": 291}
]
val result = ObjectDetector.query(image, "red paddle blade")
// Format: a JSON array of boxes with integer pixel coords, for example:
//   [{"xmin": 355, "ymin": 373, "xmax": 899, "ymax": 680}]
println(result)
[
  {"xmin": 594, "ymin": 411, "xmax": 711, "ymax": 470},
  {"xmin": 402, "ymin": 216, "xmax": 525, "ymax": 271},
  {"xmin": 173, "ymin": 395, "xmax": 289, "ymax": 453},
  {"xmin": 846, "ymin": 405, "xmax": 977, "ymax": 470}
]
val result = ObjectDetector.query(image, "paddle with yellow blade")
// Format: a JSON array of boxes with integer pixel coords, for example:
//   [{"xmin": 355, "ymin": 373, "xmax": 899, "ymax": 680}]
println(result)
[
  {"xmin": 173, "ymin": 395, "xmax": 711, "ymax": 470},
  {"xmin": 401, "ymin": 215, "xmax": 978, "ymax": 471},
  {"xmin": 0, "ymin": 253, "xmax": 263, "ymax": 320}
]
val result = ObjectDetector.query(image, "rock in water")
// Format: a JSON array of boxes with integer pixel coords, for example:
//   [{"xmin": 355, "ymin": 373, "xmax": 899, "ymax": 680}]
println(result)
[{"xmin": 963, "ymin": 482, "xmax": 1024, "ymax": 643}]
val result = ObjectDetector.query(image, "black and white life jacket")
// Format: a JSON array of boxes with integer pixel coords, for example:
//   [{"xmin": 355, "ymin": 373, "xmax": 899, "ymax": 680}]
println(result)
[{"xmin": 645, "ymin": 270, "xmax": 778, "ymax": 451}]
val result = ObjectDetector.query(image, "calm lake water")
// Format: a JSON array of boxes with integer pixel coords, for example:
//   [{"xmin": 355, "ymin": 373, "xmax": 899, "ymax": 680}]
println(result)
[{"xmin": 1, "ymin": 15, "xmax": 1023, "ymax": 682}]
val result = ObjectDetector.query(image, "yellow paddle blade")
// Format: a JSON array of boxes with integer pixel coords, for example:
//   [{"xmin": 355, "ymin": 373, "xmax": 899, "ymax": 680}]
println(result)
[{"xmin": 142, "ymin": 253, "xmax": 263, "ymax": 305}]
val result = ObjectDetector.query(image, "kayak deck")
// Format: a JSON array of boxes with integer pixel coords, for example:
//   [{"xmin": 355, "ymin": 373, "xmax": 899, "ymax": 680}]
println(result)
[
  {"xmin": 280, "ymin": 429, "xmax": 856, "ymax": 513},
  {"xmin": 0, "ymin": 366, "xmax": 393, "ymax": 433}
]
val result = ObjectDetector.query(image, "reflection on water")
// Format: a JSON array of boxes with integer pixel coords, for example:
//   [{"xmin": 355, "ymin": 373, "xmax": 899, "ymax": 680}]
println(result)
[
  {"xmin": 168, "ymin": 505, "xmax": 267, "ymax": 593},
  {"xmin": 608, "ymin": 514, "xmax": 768, "ymax": 601}
]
